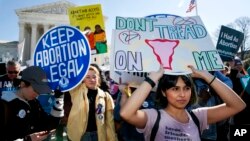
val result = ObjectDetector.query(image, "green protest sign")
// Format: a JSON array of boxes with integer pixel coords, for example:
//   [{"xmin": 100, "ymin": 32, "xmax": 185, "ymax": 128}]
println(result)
[{"xmin": 216, "ymin": 25, "xmax": 244, "ymax": 61}]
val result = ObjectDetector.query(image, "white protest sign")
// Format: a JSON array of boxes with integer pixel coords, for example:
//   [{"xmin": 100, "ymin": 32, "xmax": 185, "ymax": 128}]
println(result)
[
  {"xmin": 110, "ymin": 16, "xmax": 224, "ymax": 85},
  {"xmin": 112, "ymin": 16, "xmax": 223, "ymax": 74},
  {"xmin": 34, "ymin": 25, "xmax": 91, "ymax": 92}
]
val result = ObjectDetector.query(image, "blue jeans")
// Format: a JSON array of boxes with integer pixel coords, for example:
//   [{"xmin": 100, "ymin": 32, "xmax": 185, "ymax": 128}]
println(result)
[{"xmin": 81, "ymin": 131, "xmax": 98, "ymax": 141}]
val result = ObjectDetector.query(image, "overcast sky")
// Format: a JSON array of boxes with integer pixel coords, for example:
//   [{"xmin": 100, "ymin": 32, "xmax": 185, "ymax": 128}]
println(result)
[{"xmin": 0, "ymin": 0, "xmax": 249, "ymax": 44}]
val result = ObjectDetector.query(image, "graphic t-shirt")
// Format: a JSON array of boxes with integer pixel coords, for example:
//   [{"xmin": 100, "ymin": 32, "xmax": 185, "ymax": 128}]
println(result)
[
  {"xmin": 0, "ymin": 75, "xmax": 20, "ymax": 99},
  {"xmin": 137, "ymin": 108, "xmax": 208, "ymax": 141}
]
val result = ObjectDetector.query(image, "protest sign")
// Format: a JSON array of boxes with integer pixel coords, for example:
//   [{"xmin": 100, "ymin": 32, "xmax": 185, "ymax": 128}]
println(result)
[
  {"xmin": 110, "ymin": 14, "xmax": 180, "ymax": 87},
  {"xmin": 112, "ymin": 16, "xmax": 223, "ymax": 73},
  {"xmin": 110, "ymin": 16, "xmax": 224, "ymax": 86},
  {"xmin": 34, "ymin": 25, "xmax": 91, "ymax": 92},
  {"xmin": 241, "ymin": 76, "xmax": 250, "ymax": 95},
  {"xmin": 68, "ymin": 4, "xmax": 107, "ymax": 54},
  {"xmin": 145, "ymin": 14, "xmax": 180, "ymax": 18},
  {"xmin": 216, "ymin": 25, "xmax": 244, "ymax": 61}
]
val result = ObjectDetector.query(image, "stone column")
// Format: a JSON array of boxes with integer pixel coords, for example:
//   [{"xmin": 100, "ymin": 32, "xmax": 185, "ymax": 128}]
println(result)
[
  {"xmin": 30, "ymin": 23, "xmax": 37, "ymax": 58},
  {"xmin": 43, "ymin": 24, "xmax": 50, "ymax": 33},
  {"xmin": 18, "ymin": 22, "xmax": 25, "ymax": 42}
]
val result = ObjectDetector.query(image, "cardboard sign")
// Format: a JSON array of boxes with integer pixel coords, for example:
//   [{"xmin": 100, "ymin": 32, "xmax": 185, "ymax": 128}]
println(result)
[
  {"xmin": 110, "ymin": 16, "xmax": 224, "ymax": 87},
  {"xmin": 34, "ymin": 25, "xmax": 91, "ymax": 92},
  {"xmin": 68, "ymin": 4, "xmax": 105, "ymax": 33},
  {"xmin": 110, "ymin": 14, "xmax": 181, "ymax": 87},
  {"xmin": 216, "ymin": 25, "xmax": 244, "ymax": 61},
  {"xmin": 111, "ymin": 16, "xmax": 224, "ymax": 75},
  {"xmin": 68, "ymin": 4, "xmax": 107, "ymax": 54}
]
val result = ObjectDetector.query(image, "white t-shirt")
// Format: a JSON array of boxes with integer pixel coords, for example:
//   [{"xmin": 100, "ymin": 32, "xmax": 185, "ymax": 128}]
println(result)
[{"xmin": 137, "ymin": 108, "xmax": 208, "ymax": 141}]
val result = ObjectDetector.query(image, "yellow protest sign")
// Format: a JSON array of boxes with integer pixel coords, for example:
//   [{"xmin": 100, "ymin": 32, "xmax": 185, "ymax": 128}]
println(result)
[
  {"xmin": 68, "ymin": 4, "xmax": 107, "ymax": 54},
  {"xmin": 68, "ymin": 4, "xmax": 105, "ymax": 31}
]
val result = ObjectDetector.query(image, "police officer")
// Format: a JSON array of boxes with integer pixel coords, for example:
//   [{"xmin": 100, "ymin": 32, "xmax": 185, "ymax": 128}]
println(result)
[{"xmin": 0, "ymin": 66, "xmax": 64, "ymax": 141}]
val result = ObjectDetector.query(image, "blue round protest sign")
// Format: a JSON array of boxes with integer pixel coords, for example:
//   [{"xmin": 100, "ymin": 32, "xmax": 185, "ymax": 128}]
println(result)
[{"xmin": 34, "ymin": 25, "xmax": 91, "ymax": 92}]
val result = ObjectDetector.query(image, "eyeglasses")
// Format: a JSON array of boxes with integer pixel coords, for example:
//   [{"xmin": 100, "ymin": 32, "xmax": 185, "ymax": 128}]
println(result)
[{"xmin": 7, "ymin": 71, "xmax": 19, "ymax": 74}]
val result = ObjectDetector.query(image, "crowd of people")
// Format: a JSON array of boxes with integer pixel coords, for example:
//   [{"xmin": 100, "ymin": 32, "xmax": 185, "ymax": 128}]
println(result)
[{"xmin": 0, "ymin": 57, "xmax": 250, "ymax": 141}]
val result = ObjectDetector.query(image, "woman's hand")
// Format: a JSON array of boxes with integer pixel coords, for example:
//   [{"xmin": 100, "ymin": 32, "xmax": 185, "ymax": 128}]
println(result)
[
  {"xmin": 188, "ymin": 65, "xmax": 212, "ymax": 80},
  {"xmin": 148, "ymin": 65, "xmax": 165, "ymax": 83},
  {"xmin": 119, "ymin": 84, "xmax": 131, "ymax": 97}
]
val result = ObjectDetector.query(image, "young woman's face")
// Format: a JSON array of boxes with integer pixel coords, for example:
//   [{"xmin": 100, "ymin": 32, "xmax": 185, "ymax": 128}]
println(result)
[
  {"xmin": 164, "ymin": 77, "xmax": 192, "ymax": 109},
  {"xmin": 84, "ymin": 70, "xmax": 99, "ymax": 90}
]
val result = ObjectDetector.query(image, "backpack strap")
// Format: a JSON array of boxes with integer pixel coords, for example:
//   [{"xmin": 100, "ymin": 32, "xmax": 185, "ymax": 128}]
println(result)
[
  {"xmin": 150, "ymin": 110, "xmax": 161, "ymax": 141},
  {"xmin": 189, "ymin": 110, "xmax": 201, "ymax": 138}
]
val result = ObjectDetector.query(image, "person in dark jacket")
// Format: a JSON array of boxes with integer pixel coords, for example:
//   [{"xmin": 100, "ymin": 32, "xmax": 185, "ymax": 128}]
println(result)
[
  {"xmin": 0, "ymin": 60, "xmax": 21, "ymax": 99},
  {"xmin": 228, "ymin": 58, "xmax": 245, "ymax": 95},
  {"xmin": 0, "ymin": 66, "xmax": 64, "ymax": 141}
]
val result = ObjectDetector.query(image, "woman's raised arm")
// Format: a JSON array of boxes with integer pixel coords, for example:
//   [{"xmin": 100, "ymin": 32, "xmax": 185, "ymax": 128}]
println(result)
[
  {"xmin": 188, "ymin": 65, "xmax": 246, "ymax": 124},
  {"xmin": 120, "ymin": 65, "xmax": 164, "ymax": 128}
]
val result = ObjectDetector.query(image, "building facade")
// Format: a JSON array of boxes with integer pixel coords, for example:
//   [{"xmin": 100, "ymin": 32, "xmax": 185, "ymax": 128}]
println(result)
[
  {"xmin": 0, "ymin": 41, "xmax": 19, "ymax": 63},
  {"xmin": 16, "ymin": 0, "xmax": 75, "ymax": 65}
]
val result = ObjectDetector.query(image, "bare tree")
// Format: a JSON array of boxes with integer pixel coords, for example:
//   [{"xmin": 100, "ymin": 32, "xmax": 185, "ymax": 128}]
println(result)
[
  {"xmin": 213, "ymin": 23, "xmax": 235, "ymax": 44},
  {"xmin": 234, "ymin": 17, "xmax": 250, "ymax": 59}
]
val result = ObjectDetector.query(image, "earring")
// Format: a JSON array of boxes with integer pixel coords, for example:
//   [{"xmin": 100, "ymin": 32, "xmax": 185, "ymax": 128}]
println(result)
[{"xmin": 161, "ymin": 90, "xmax": 166, "ymax": 97}]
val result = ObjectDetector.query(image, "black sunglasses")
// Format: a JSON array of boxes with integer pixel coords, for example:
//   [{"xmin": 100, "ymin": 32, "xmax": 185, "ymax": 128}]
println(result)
[{"xmin": 8, "ymin": 71, "xmax": 19, "ymax": 74}]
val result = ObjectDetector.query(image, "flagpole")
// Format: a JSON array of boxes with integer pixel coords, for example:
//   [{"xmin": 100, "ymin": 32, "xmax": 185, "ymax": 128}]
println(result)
[
  {"xmin": 18, "ymin": 39, "xmax": 25, "ymax": 64},
  {"xmin": 195, "ymin": 0, "xmax": 198, "ymax": 16}
]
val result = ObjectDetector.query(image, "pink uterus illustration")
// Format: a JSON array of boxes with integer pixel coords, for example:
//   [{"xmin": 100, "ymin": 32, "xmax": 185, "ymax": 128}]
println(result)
[{"xmin": 145, "ymin": 39, "xmax": 179, "ymax": 70}]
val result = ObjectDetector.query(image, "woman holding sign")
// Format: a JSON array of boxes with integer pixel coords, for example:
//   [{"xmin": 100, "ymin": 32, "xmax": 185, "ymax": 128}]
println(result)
[
  {"xmin": 66, "ymin": 66, "xmax": 117, "ymax": 141},
  {"xmin": 120, "ymin": 65, "xmax": 246, "ymax": 141}
]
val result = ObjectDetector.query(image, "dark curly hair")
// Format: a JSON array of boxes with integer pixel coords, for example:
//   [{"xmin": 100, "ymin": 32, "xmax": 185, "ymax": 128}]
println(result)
[{"xmin": 155, "ymin": 74, "xmax": 197, "ymax": 109}]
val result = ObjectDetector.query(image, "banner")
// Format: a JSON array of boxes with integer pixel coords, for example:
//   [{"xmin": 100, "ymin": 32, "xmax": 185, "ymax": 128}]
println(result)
[
  {"xmin": 34, "ymin": 25, "xmax": 91, "ymax": 92},
  {"xmin": 68, "ymin": 4, "xmax": 107, "ymax": 54},
  {"xmin": 216, "ymin": 25, "xmax": 244, "ymax": 61}
]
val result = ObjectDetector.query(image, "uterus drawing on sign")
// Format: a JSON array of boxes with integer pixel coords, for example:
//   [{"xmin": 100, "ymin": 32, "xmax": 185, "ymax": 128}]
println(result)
[
  {"xmin": 119, "ymin": 30, "xmax": 141, "ymax": 45},
  {"xmin": 145, "ymin": 39, "xmax": 179, "ymax": 70}
]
